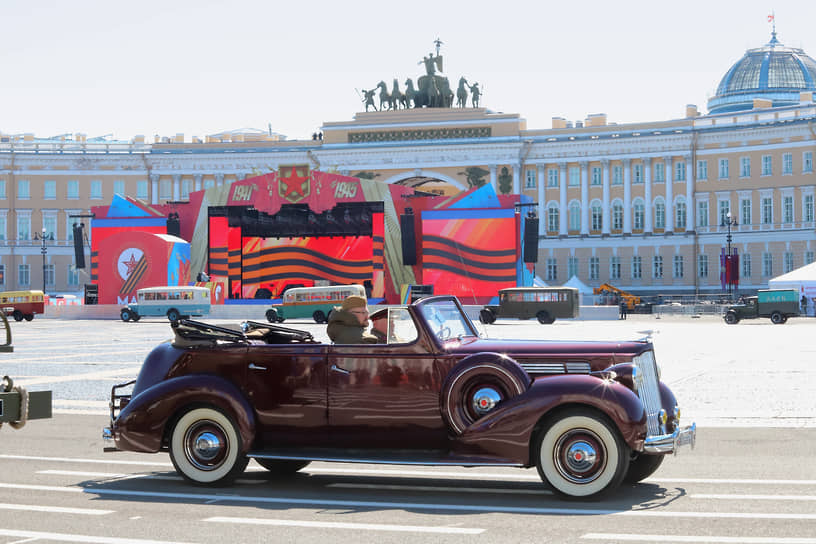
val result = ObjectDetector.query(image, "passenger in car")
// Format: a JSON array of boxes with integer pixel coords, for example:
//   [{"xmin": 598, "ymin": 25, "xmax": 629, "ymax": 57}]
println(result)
[{"xmin": 327, "ymin": 295, "xmax": 378, "ymax": 344}]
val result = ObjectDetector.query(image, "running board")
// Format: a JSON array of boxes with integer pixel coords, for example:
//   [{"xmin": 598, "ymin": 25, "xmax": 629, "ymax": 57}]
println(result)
[{"xmin": 246, "ymin": 448, "xmax": 524, "ymax": 467}]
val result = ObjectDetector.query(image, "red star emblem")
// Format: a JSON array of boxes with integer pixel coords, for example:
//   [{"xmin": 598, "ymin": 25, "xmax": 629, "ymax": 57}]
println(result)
[
  {"xmin": 121, "ymin": 253, "xmax": 140, "ymax": 277},
  {"xmin": 279, "ymin": 166, "xmax": 310, "ymax": 203}
]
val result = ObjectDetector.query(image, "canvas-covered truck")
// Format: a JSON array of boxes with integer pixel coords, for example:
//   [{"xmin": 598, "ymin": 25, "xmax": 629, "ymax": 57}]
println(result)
[{"xmin": 723, "ymin": 289, "xmax": 800, "ymax": 324}]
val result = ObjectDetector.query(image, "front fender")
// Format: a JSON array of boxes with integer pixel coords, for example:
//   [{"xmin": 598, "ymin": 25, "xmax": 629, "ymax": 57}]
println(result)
[
  {"xmin": 112, "ymin": 374, "xmax": 256, "ymax": 454},
  {"xmin": 456, "ymin": 374, "xmax": 646, "ymax": 465}
]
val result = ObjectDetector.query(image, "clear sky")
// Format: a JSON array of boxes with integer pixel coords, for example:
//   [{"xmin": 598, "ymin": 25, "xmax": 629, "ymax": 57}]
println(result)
[{"xmin": 0, "ymin": 0, "xmax": 812, "ymax": 142}]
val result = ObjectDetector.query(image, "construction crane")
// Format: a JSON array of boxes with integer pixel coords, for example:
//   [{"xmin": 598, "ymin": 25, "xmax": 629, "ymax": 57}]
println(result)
[{"xmin": 593, "ymin": 283, "xmax": 641, "ymax": 310}]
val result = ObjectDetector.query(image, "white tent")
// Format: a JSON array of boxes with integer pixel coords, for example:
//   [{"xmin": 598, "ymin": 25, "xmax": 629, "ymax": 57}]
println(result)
[
  {"xmin": 768, "ymin": 261, "xmax": 816, "ymax": 316},
  {"xmin": 562, "ymin": 275, "xmax": 594, "ymax": 305}
]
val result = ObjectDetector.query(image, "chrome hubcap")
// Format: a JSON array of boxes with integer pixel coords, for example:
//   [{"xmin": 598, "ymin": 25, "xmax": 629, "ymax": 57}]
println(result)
[
  {"xmin": 184, "ymin": 422, "xmax": 227, "ymax": 471},
  {"xmin": 554, "ymin": 430, "xmax": 606, "ymax": 484},
  {"xmin": 471, "ymin": 387, "xmax": 502, "ymax": 416},
  {"xmin": 194, "ymin": 432, "xmax": 222, "ymax": 461}
]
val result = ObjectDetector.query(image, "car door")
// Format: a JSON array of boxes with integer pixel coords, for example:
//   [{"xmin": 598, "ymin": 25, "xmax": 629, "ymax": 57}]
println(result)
[
  {"xmin": 242, "ymin": 343, "xmax": 330, "ymax": 448},
  {"xmin": 327, "ymin": 334, "xmax": 448, "ymax": 451}
]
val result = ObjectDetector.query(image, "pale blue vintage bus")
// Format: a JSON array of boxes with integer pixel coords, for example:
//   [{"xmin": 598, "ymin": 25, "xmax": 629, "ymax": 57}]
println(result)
[
  {"xmin": 265, "ymin": 284, "xmax": 366, "ymax": 324},
  {"xmin": 120, "ymin": 286, "xmax": 211, "ymax": 322}
]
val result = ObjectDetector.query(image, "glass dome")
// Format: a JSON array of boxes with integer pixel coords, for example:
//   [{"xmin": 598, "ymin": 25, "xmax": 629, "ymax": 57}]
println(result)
[{"xmin": 707, "ymin": 31, "xmax": 816, "ymax": 114}]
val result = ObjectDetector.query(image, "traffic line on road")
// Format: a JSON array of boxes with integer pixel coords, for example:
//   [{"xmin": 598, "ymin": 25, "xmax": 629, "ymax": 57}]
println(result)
[
  {"xmin": 652, "ymin": 478, "xmax": 816, "ymax": 485},
  {"xmin": 582, "ymin": 534, "xmax": 816, "ymax": 543},
  {"xmin": 0, "ymin": 529, "xmax": 196, "ymax": 544},
  {"xmin": 0, "ymin": 502, "xmax": 112, "ymax": 515},
  {"xmin": 690, "ymin": 493, "xmax": 816, "ymax": 501},
  {"xmin": 204, "ymin": 515, "xmax": 484, "ymax": 534},
  {"xmin": 2, "ymin": 482, "xmax": 816, "ymax": 520}
]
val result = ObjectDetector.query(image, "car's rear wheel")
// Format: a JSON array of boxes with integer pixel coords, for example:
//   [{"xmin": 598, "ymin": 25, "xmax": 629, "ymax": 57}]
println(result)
[
  {"xmin": 266, "ymin": 308, "xmax": 279, "ymax": 323},
  {"xmin": 120, "ymin": 309, "xmax": 132, "ymax": 322},
  {"xmin": 770, "ymin": 311, "xmax": 784, "ymax": 324},
  {"xmin": 167, "ymin": 309, "xmax": 181, "ymax": 323},
  {"xmin": 535, "ymin": 409, "xmax": 629, "ymax": 499},
  {"xmin": 254, "ymin": 458, "xmax": 311, "ymax": 476},
  {"xmin": 479, "ymin": 308, "xmax": 496, "ymax": 324},
  {"xmin": 132, "ymin": 314, "xmax": 141, "ymax": 322},
  {"xmin": 169, "ymin": 407, "xmax": 248, "ymax": 485},
  {"xmin": 440, "ymin": 357, "xmax": 530, "ymax": 435},
  {"xmin": 724, "ymin": 312, "xmax": 739, "ymax": 324},
  {"xmin": 24, "ymin": 314, "xmax": 34, "ymax": 321},
  {"xmin": 313, "ymin": 310, "xmax": 326, "ymax": 324},
  {"xmin": 624, "ymin": 453, "xmax": 665, "ymax": 484},
  {"xmin": 537, "ymin": 310, "xmax": 555, "ymax": 324}
]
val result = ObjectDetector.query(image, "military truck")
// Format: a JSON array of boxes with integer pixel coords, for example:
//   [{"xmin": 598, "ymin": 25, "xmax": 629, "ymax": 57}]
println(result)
[
  {"xmin": 723, "ymin": 289, "xmax": 800, "ymax": 324},
  {"xmin": 1, "ymin": 311, "xmax": 52, "ymax": 429}
]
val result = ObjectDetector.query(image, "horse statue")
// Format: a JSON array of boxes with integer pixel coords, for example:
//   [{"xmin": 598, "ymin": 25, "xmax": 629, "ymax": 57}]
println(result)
[
  {"xmin": 437, "ymin": 77, "xmax": 454, "ymax": 108},
  {"xmin": 457, "ymin": 77, "xmax": 469, "ymax": 108},
  {"xmin": 376, "ymin": 81, "xmax": 391, "ymax": 111},
  {"xmin": 404, "ymin": 78, "xmax": 417, "ymax": 108},
  {"xmin": 390, "ymin": 78, "xmax": 406, "ymax": 110}
]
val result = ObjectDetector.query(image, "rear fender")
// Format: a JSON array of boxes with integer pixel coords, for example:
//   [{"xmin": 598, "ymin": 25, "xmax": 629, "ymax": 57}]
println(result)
[
  {"xmin": 457, "ymin": 374, "xmax": 646, "ymax": 464},
  {"xmin": 113, "ymin": 374, "xmax": 255, "ymax": 454}
]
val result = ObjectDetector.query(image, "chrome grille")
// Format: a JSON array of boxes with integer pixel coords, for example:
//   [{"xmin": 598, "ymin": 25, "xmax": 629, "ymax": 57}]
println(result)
[
  {"xmin": 520, "ymin": 361, "xmax": 591, "ymax": 375},
  {"xmin": 632, "ymin": 350, "xmax": 662, "ymax": 436}
]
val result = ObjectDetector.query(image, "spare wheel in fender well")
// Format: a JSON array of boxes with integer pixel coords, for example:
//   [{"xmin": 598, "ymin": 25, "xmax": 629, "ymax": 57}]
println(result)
[{"xmin": 439, "ymin": 353, "xmax": 531, "ymax": 435}]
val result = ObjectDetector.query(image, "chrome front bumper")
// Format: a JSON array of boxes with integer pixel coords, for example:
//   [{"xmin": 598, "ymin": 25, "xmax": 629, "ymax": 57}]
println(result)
[{"xmin": 643, "ymin": 422, "xmax": 696, "ymax": 454}]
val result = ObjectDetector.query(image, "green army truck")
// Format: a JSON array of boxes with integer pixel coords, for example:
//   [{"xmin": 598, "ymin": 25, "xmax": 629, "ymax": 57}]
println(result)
[{"xmin": 723, "ymin": 288, "xmax": 800, "ymax": 324}]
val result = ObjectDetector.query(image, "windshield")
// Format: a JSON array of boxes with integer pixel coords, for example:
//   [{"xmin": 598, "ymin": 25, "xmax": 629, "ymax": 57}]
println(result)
[{"xmin": 417, "ymin": 297, "xmax": 478, "ymax": 341}]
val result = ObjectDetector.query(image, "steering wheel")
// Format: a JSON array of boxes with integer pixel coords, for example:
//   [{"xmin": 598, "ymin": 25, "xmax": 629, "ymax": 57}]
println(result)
[{"xmin": 437, "ymin": 326, "xmax": 451, "ymax": 340}]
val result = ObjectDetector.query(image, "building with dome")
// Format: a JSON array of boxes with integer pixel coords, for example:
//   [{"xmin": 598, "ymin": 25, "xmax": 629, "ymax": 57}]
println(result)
[
  {"xmin": 0, "ymin": 33, "xmax": 814, "ymax": 301},
  {"xmin": 709, "ymin": 30, "xmax": 816, "ymax": 114}
]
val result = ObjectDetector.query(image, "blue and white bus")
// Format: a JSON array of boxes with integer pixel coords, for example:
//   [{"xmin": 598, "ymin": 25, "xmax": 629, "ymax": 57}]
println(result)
[{"xmin": 120, "ymin": 286, "xmax": 211, "ymax": 322}]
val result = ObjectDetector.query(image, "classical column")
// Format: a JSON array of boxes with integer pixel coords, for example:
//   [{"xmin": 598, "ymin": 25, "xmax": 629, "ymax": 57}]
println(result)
[
  {"xmin": 512, "ymin": 163, "xmax": 520, "ymax": 194},
  {"xmin": 150, "ymin": 174, "xmax": 160, "ymax": 205},
  {"xmin": 685, "ymin": 155, "xmax": 695, "ymax": 232},
  {"xmin": 623, "ymin": 159, "xmax": 632, "ymax": 233},
  {"xmin": 664, "ymin": 157, "xmax": 674, "ymax": 232},
  {"xmin": 559, "ymin": 163, "xmax": 567, "ymax": 235},
  {"xmin": 580, "ymin": 161, "xmax": 589, "ymax": 235},
  {"xmin": 215, "ymin": 173, "xmax": 224, "ymax": 187},
  {"xmin": 601, "ymin": 159, "xmax": 611, "ymax": 235},
  {"xmin": 489, "ymin": 165, "xmax": 497, "ymax": 192},
  {"xmin": 537, "ymin": 165, "xmax": 545, "ymax": 235},
  {"xmin": 172, "ymin": 174, "xmax": 181, "ymax": 202},
  {"xmin": 194, "ymin": 174, "xmax": 202, "ymax": 192},
  {"xmin": 644, "ymin": 159, "xmax": 653, "ymax": 233}
]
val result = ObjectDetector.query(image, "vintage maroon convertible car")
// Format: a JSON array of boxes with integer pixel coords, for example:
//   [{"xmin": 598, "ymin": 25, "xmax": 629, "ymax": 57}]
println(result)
[{"xmin": 103, "ymin": 295, "xmax": 695, "ymax": 499}]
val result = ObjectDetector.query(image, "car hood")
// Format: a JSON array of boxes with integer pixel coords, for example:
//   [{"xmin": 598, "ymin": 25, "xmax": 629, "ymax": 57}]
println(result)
[{"xmin": 443, "ymin": 336, "xmax": 650, "ymax": 360}]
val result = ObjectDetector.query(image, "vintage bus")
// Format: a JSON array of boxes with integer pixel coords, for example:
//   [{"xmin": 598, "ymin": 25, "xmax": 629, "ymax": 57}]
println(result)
[
  {"xmin": 265, "ymin": 284, "xmax": 366, "ymax": 324},
  {"xmin": 0, "ymin": 290, "xmax": 47, "ymax": 322},
  {"xmin": 120, "ymin": 286, "xmax": 211, "ymax": 322},
  {"xmin": 479, "ymin": 286, "xmax": 580, "ymax": 324}
]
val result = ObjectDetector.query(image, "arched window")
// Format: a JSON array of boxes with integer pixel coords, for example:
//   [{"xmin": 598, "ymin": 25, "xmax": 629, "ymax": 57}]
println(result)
[
  {"xmin": 675, "ymin": 197, "xmax": 686, "ymax": 229},
  {"xmin": 569, "ymin": 201, "xmax": 581, "ymax": 231},
  {"xmin": 547, "ymin": 202, "xmax": 559, "ymax": 232},
  {"xmin": 612, "ymin": 200, "xmax": 624, "ymax": 231},
  {"xmin": 633, "ymin": 198, "xmax": 645, "ymax": 230},
  {"xmin": 591, "ymin": 200, "xmax": 602, "ymax": 231},
  {"xmin": 654, "ymin": 198, "xmax": 666, "ymax": 230}
]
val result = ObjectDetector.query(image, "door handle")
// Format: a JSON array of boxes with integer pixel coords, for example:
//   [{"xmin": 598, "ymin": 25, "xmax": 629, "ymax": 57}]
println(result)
[
  {"xmin": 248, "ymin": 363, "xmax": 267, "ymax": 371},
  {"xmin": 330, "ymin": 364, "xmax": 350, "ymax": 375}
]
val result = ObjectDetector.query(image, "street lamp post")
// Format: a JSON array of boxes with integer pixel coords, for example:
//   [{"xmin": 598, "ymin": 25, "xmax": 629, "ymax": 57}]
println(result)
[
  {"xmin": 722, "ymin": 211, "xmax": 738, "ymax": 299},
  {"xmin": 40, "ymin": 228, "xmax": 48, "ymax": 294}
]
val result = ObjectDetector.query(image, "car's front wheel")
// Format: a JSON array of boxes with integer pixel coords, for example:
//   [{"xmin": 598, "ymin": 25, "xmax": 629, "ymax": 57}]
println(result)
[
  {"xmin": 167, "ymin": 309, "xmax": 181, "ymax": 322},
  {"xmin": 724, "ymin": 312, "xmax": 739, "ymax": 324},
  {"xmin": 169, "ymin": 407, "xmax": 249, "ymax": 485},
  {"xmin": 254, "ymin": 458, "xmax": 311, "ymax": 477},
  {"xmin": 266, "ymin": 308, "xmax": 279, "ymax": 323},
  {"xmin": 479, "ymin": 308, "xmax": 496, "ymax": 324},
  {"xmin": 120, "ymin": 309, "xmax": 132, "ymax": 322},
  {"xmin": 535, "ymin": 409, "xmax": 629, "ymax": 499},
  {"xmin": 624, "ymin": 453, "xmax": 665, "ymax": 484},
  {"xmin": 12, "ymin": 310, "xmax": 23, "ymax": 322},
  {"xmin": 537, "ymin": 310, "xmax": 555, "ymax": 324},
  {"xmin": 313, "ymin": 310, "xmax": 326, "ymax": 324}
]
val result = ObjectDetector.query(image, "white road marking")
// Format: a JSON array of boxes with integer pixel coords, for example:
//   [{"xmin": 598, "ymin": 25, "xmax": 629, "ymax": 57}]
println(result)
[
  {"xmin": 204, "ymin": 515, "xmax": 484, "ymax": 534},
  {"xmin": 0, "ymin": 502, "xmax": 112, "ymax": 515},
  {"xmin": 690, "ymin": 493, "xmax": 816, "ymax": 501},
  {"xmin": 582, "ymin": 534, "xmax": 816, "ymax": 543},
  {"xmin": 0, "ymin": 529, "xmax": 195, "ymax": 544},
  {"xmin": 1, "ymin": 482, "xmax": 815, "ymax": 519},
  {"xmin": 0, "ymin": 454, "xmax": 172, "ymax": 467},
  {"xmin": 652, "ymin": 478, "xmax": 816, "ymax": 485}
]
